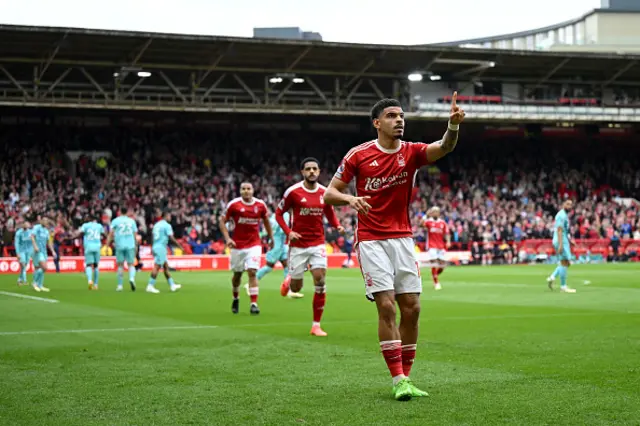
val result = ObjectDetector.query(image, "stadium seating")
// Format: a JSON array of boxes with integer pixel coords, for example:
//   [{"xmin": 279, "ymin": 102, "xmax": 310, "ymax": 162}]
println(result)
[{"xmin": 0, "ymin": 124, "xmax": 638, "ymax": 263}]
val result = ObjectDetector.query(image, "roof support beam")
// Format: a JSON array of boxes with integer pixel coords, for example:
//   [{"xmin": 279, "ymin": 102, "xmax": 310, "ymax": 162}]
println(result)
[
  {"xmin": 130, "ymin": 38, "xmax": 153, "ymax": 67},
  {"xmin": 42, "ymin": 67, "xmax": 71, "ymax": 98},
  {"xmin": 233, "ymin": 74, "xmax": 260, "ymax": 104},
  {"xmin": 0, "ymin": 65, "xmax": 30, "ymax": 98},
  {"xmin": 286, "ymin": 46, "xmax": 312, "ymax": 71},
  {"xmin": 533, "ymin": 58, "xmax": 571, "ymax": 88},
  {"xmin": 39, "ymin": 33, "xmax": 68, "ymax": 81},
  {"xmin": 603, "ymin": 60, "xmax": 637, "ymax": 87},
  {"xmin": 345, "ymin": 79, "xmax": 363, "ymax": 102},
  {"xmin": 271, "ymin": 80, "xmax": 295, "ymax": 105},
  {"xmin": 124, "ymin": 77, "xmax": 145, "ymax": 99},
  {"xmin": 202, "ymin": 73, "xmax": 226, "ymax": 99},
  {"xmin": 159, "ymin": 71, "xmax": 187, "ymax": 102},
  {"xmin": 346, "ymin": 59, "xmax": 375, "ymax": 88},
  {"xmin": 197, "ymin": 43, "xmax": 234, "ymax": 87},
  {"xmin": 79, "ymin": 67, "xmax": 110, "ymax": 100},
  {"xmin": 306, "ymin": 76, "xmax": 331, "ymax": 108},
  {"xmin": 367, "ymin": 79, "xmax": 385, "ymax": 99}
]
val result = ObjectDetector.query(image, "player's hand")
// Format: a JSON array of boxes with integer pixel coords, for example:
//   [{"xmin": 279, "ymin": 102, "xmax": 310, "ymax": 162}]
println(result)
[
  {"xmin": 446, "ymin": 242, "xmax": 451, "ymax": 249},
  {"xmin": 337, "ymin": 226, "xmax": 345, "ymax": 235},
  {"xmin": 449, "ymin": 92, "xmax": 466, "ymax": 125},
  {"xmin": 349, "ymin": 196, "xmax": 372, "ymax": 215},
  {"xmin": 557, "ymin": 244, "xmax": 564, "ymax": 253},
  {"xmin": 226, "ymin": 239, "xmax": 236, "ymax": 249},
  {"xmin": 289, "ymin": 231, "xmax": 302, "ymax": 242},
  {"xmin": 268, "ymin": 239, "xmax": 274, "ymax": 249}
]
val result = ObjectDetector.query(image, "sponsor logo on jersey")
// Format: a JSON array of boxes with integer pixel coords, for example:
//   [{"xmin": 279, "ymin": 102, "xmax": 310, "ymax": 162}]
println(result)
[{"xmin": 363, "ymin": 171, "xmax": 409, "ymax": 192}]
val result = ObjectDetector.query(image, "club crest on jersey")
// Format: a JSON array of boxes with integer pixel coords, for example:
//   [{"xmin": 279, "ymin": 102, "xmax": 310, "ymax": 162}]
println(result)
[{"xmin": 397, "ymin": 153, "xmax": 406, "ymax": 167}]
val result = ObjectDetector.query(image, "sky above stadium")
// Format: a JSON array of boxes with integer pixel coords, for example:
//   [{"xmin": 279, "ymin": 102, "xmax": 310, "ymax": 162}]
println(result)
[{"xmin": 0, "ymin": 0, "xmax": 602, "ymax": 45}]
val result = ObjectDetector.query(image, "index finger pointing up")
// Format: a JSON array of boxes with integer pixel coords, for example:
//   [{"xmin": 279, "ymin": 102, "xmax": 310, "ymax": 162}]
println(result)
[{"xmin": 451, "ymin": 91, "xmax": 458, "ymax": 108}]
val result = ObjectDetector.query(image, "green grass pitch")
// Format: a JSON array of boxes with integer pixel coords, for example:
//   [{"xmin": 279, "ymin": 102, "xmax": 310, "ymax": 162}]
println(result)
[{"xmin": 1, "ymin": 264, "xmax": 639, "ymax": 425}]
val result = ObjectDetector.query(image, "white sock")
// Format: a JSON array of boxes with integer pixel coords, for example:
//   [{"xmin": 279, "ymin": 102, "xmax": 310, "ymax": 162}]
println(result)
[
  {"xmin": 392, "ymin": 375, "xmax": 406, "ymax": 385},
  {"xmin": 312, "ymin": 321, "xmax": 321, "ymax": 327}
]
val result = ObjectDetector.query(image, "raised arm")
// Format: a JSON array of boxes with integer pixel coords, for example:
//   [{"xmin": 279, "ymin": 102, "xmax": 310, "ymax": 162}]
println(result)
[{"xmin": 426, "ymin": 91, "xmax": 466, "ymax": 163}]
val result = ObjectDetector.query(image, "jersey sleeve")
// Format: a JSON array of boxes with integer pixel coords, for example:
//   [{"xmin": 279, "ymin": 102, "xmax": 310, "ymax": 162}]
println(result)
[
  {"xmin": 324, "ymin": 203, "xmax": 340, "ymax": 228},
  {"xmin": 167, "ymin": 224, "xmax": 174, "ymax": 237},
  {"xmin": 223, "ymin": 203, "xmax": 233, "ymax": 222},
  {"xmin": 80, "ymin": 223, "xmax": 87, "ymax": 233},
  {"xmin": 412, "ymin": 142, "xmax": 430, "ymax": 168},
  {"xmin": 334, "ymin": 154, "xmax": 357, "ymax": 185},
  {"xmin": 261, "ymin": 203, "xmax": 269, "ymax": 219}
]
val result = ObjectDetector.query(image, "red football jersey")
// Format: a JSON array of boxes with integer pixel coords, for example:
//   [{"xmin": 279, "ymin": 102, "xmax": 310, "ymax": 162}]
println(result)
[
  {"xmin": 424, "ymin": 218, "xmax": 449, "ymax": 250},
  {"xmin": 276, "ymin": 181, "xmax": 340, "ymax": 248},
  {"xmin": 223, "ymin": 197, "xmax": 268, "ymax": 249},
  {"xmin": 334, "ymin": 140, "xmax": 430, "ymax": 242}
]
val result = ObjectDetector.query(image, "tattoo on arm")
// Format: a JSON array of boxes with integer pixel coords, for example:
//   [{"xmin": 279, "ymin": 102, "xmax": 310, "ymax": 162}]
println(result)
[{"xmin": 439, "ymin": 129, "xmax": 459, "ymax": 153}]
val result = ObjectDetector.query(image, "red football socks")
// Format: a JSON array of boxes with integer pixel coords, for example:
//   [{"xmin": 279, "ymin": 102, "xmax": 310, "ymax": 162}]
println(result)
[
  {"xmin": 380, "ymin": 340, "xmax": 404, "ymax": 378},
  {"xmin": 402, "ymin": 344, "xmax": 417, "ymax": 376},
  {"xmin": 313, "ymin": 291, "xmax": 326, "ymax": 323}
]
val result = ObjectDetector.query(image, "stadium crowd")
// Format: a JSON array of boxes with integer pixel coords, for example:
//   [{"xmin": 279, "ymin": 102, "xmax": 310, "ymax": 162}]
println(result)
[{"xmin": 1, "ymin": 124, "xmax": 639, "ymax": 261}]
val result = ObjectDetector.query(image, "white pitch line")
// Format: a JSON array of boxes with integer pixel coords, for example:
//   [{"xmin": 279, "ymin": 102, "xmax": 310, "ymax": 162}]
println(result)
[
  {"xmin": 0, "ymin": 291, "xmax": 59, "ymax": 304},
  {"xmin": 0, "ymin": 325, "xmax": 219, "ymax": 336},
  {"xmin": 0, "ymin": 313, "xmax": 610, "ymax": 337}
]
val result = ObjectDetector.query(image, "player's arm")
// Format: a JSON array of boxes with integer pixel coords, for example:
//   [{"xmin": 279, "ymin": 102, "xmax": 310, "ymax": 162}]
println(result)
[
  {"xmin": 30, "ymin": 234, "xmax": 39, "ymax": 253},
  {"xmin": 218, "ymin": 212, "xmax": 235, "ymax": 248},
  {"xmin": 105, "ymin": 230, "xmax": 114, "ymax": 247},
  {"xmin": 426, "ymin": 92, "xmax": 466, "ymax": 163},
  {"xmin": 262, "ymin": 215, "xmax": 274, "ymax": 248},
  {"xmin": 324, "ymin": 178, "xmax": 372, "ymax": 214},
  {"xmin": 323, "ymin": 203, "xmax": 344, "ymax": 233},
  {"xmin": 556, "ymin": 226, "xmax": 564, "ymax": 251},
  {"xmin": 445, "ymin": 225, "xmax": 451, "ymax": 249},
  {"xmin": 48, "ymin": 238, "xmax": 56, "ymax": 258},
  {"xmin": 275, "ymin": 199, "xmax": 301, "ymax": 242},
  {"xmin": 169, "ymin": 235, "xmax": 183, "ymax": 250}
]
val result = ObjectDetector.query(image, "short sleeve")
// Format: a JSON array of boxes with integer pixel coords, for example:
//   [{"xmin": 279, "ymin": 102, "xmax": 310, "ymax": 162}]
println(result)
[
  {"xmin": 223, "ymin": 203, "xmax": 233, "ymax": 221},
  {"xmin": 412, "ymin": 142, "xmax": 430, "ymax": 168},
  {"xmin": 80, "ymin": 224, "xmax": 87, "ymax": 233},
  {"xmin": 132, "ymin": 221, "xmax": 138, "ymax": 233},
  {"xmin": 261, "ymin": 204, "xmax": 268, "ymax": 219},
  {"xmin": 167, "ymin": 224, "xmax": 174, "ymax": 237},
  {"xmin": 278, "ymin": 191, "xmax": 293, "ymax": 213},
  {"xmin": 334, "ymin": 154, "xmax": 357, "ymax": 184}
]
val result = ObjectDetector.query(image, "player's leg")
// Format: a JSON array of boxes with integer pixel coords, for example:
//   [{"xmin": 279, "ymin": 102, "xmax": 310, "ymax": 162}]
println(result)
[
  {"xmin": 309, "ymin": 268, "xmax": 327, "ymax": 336},
  {"xmin": 283, "ymin": 247, "xmax": 307, "ymax": 297},
  {"xmin": 84, "ymin": 251, "xmax": 94, "ymax": 289},
  {"xmin": 37, "ymin": 256, "xmax": 50, "ymax": 292},
  {"xmin": 92, "ymin": 252, "xmax": 101, "ymax": 290},
  {"xmin": 162, "ymin": 262, "xmax": 181, "ymax": 292},
  {"xmin": 559, "ymin": 256, "xmax": 576, "ymax": 293},
  {"xmin": 230, "ymin": 248, "xmax": 246, "ymax": 313},
  {"xmin": 115, "ymin": 249, "xmax": 125, "ymax": 291},
  {"xmin": 245, "ymin": 247, "xmax": 261, "ymax": 314},
  {"xmin": 359, "ymin": 241, "xmax": 412, "ymax": 401},
  {"xmin": 126, "ymin": 249, "xmax": 137, "ymax": 291},
  {"xmin": 18, "ymin": 252, "xmax": 29, "ymax": 285},
  {"xmin": 392, "ymin": 238, "xmax": 428, "ymax": 397},
  {"xmin": 146, "ymin": 262, "xmax": 161, "ymax": 294},
  {"xmin": 258, "ymin": 245, "xmax": 279, "ymax": 280}
]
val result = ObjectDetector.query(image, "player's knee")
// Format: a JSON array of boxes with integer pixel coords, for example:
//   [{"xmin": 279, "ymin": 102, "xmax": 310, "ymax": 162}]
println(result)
[
  {"xmin": 399, "ymin": 301, "xmax": 421, "ymax": 323},
  {"xmin": 314, "ymin": 281, "xmax": 326, "ymax": 294},
  {"xmin": 247, "ymin": 269, "xmax": 257, "ymax": 278},
  {"xmin": 376, "ymin": 298, "xmax": 397, "ymax": 323}
]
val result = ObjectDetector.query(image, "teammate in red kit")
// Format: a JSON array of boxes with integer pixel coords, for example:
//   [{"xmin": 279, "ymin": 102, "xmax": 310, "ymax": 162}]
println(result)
[
  {"xmin": 219, "ymin": 182, "xmax": 273, "ymax": 315},
  {"xmin": 423, "ymin": 206, "xmax": 450, "ymax": 290},
  {"xmin": 324, "ymin": 93, "xmax": 465, "ymax": 401},
  {"xmin": 276, "ymin": 157, "xmax": 344, "ymax": 337}
]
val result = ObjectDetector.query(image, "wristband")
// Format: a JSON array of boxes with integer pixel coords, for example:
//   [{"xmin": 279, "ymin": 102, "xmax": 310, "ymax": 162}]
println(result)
[{"xmin": 448, "ymin": 121, "xmax": 459, "ymax": 131}]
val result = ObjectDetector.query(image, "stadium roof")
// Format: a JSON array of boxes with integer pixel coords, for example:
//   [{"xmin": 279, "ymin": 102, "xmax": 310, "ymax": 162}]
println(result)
[
  {"xmin": 428, "ymin": 8, "xmax": 640, "ymax": 47},
  {"xmin": 2, "ymin": 24, "xmax": 640, "ymax": 84}
]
